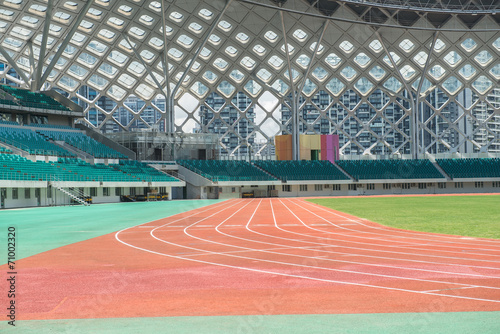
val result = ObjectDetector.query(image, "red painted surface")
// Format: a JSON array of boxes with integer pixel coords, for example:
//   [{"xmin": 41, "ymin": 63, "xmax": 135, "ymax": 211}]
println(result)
[{"xmin": 5, "ymin": 198, "xmax": 500, "ymax": 320}]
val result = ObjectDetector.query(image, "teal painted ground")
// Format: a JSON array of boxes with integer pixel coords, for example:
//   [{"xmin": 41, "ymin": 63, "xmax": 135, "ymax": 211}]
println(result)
[
  {"xmin": 5, "ymin": 312, "xmax": 500, "ymax": 333},
  {"xmin": 0, "ymin": 199, "xmax": 224, "ymax": 263}
]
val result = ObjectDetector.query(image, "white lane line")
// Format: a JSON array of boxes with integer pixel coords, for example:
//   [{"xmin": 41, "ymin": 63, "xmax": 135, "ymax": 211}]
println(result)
[
  {"xmin": 247, "ymin": 201, "xmax": 500, "ymax": 271},
  {"xmin": 298, "ymin": 198, "xmax": 500, "ymax": 249},
  {"xmin": 115, "ymin": 199, "xmax": 500, "ymax": 305},
  {"xmin": 423, "ymin": 286, "xmax": 478, "ymax": 293},
  {"xmin": 223, "ymin": 200, "xmax": 500, "ymax": 272},
  {"xmin": 288, "ymin": 198, "xmax": 500, "ymax": 255},
  {"xmin": 203, "ymin": 200, "xmax": 500, "ymax": 280},
  {"xmin": 277, "ymin": 198, "xmax": 500, "ymax": 264},
  {"xmin": 263, "ymin": 200, "xmax": 500, "ymax": 269},
  {"xmin": 179, "ymin": 200, "xmax": 500, "ymax": 288}
]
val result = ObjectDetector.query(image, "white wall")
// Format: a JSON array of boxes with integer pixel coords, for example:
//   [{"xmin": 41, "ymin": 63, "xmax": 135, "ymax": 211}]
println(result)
[
  {"xmin": 1, "ymin": 180, "xmax": 500, "ymax": 209},
  {"xmin": 274, "ymin": 181, "xmax": 500, "ymax": 198}
]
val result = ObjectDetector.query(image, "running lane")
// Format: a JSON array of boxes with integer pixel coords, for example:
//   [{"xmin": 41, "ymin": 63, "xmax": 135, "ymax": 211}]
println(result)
[{"xmin": 7, "ymin": 198, "xmax": 500, "ymax": 321}]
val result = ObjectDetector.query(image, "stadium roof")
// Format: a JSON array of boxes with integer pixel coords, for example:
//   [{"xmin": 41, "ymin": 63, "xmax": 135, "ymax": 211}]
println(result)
[{"xmin": 0, "ymin": 0, "xmax": 499, "ymax": 156}]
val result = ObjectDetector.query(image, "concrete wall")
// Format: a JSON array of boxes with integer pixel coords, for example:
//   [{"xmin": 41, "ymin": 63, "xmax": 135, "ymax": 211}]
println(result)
[
  {"xmin": 185, "ymin": 183, "xmax": 207, "ymax": 199},
  {"xmin": 1, "ymin": 179, "xmax": 499, "ymax": 209},
  {"xmin": 151, "ymin": 179, "xmax": 500, "ymax": 202},
  {"xmin": 275, "ymin": 181, "xmax": 500, "ymax": 198},
  {"xmin": 0, "ymin": 185, "xmax": 153, "ymax": 209}
]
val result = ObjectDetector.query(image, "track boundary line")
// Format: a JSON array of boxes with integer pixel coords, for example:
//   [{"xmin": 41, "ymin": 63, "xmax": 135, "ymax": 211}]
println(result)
[
  {"xmin": 275, "ymin": 198, "xmax": 500, "ymax": 264},
  {"xmin": 115, "ymin": 199, "xmax": 500, "ymax": 304},
  {"xmin": 300, "ymin": 198, "xmax": 500, "ymax": 246},
  {"xmin": 196, "ymin": 200, "xmax": 500, "ymax": 279},
  {"xmin": 283, "ymin": 198, "xmax": 500, "ymax": 255}
]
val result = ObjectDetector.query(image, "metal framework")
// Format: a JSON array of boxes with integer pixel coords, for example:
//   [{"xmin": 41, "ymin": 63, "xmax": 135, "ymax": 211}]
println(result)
[{"xmin": 0, "ymin": 0, "xmax": 499, "ymax": 159}]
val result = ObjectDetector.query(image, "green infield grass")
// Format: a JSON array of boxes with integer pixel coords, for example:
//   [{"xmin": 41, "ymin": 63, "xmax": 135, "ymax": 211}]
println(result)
[{"xmin": 307, "ymin": 195, "xmax": 500, "ymax": 239}]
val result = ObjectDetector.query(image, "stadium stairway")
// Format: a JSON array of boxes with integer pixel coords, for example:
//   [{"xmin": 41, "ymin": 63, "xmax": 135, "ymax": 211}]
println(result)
[
  {"xmin": 250, "ymin": 161, "xmax": 281, "ymax": 180},
  {"xmin": 53, "ymin": 186, "xmax": 90, "ymax": 206},
  {"xmin": 432, "ymin": 161, "xmax": 452, "ymax": 180},
  {"xmin": 0, "ymin": 142, "xmax": 25, "ymax": 157},
  {"xmin": 52, "ymin": 140, "xmax": 93, "ymax": 160},
  {"xmin": 148, "ymin": 164, "xmax": 186, "ymax": 182},
  {"xmin": 332, "ymin": 161, "xmax": 356, "ymax": 181}
]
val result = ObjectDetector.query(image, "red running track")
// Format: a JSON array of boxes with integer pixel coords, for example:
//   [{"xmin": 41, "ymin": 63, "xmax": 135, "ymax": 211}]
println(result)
[{"xmin": 13, "ymin": 198, "xmax": 500, "ymax": 320}]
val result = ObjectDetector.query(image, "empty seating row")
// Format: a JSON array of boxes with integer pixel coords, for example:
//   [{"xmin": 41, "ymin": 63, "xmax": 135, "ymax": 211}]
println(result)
[
  {"xmin": 111, "ymin": 160, "xmax": 179, "ymax": 182},
  {"xmin": 30, "ymin": 124, "xmax": 74, "ymax": 130},
  {"xmin": 0, "ymin": 154, "xmax": 83, "ymax": 181},
  {"xmin": 36, "ymin": 129, "xmax": 127, "ymax": 159},
  {"xmin": 336, "ymin": 159, "xmax": 444, "ymax": 180},
  {"xmin": 0, "ymin": 120, "xmax": 19, "ymax": 126},
  {"xmin": 0, "ymin": 85, "xmax": 69, "ymax": 111},
  {"xmin": 55, "ymin": 158, "xmax": 138, "ymax": 182},
  {"xmin": 436, "ymin": 158, "xmax": 500, "ymax": 178},
  {"xmin": 177, "ymin": 160, "xmax": 276, "ymax": 182},
  {"xmin": 0, "ymin": 154, "xmax": 163, "ymax": 182},
  {"xmin": 0, "ymin": 98, "xmax": 19, "ymax": 107},
  {"xmin": 253, "ymin": 160, "xmax": 349, "ymax": 181},
  {"xmin": 0, "ymin": 146, "xmax": 12, "ymax": 154},
  {"xmin": 0, "ymin": 126, "xmax": 75, "ymax": 157}
]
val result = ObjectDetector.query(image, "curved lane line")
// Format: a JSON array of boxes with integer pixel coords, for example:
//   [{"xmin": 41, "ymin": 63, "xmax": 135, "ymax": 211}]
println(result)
[{"xmin": 113, "ymin": 199, "xmax": 500, "ymax": 304}]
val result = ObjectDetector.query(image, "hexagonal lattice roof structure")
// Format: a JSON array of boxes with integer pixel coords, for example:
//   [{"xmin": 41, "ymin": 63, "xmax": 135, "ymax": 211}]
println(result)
[{"xmin": 0, "ymin": 0, "xmax": 499, "ymax": 158}]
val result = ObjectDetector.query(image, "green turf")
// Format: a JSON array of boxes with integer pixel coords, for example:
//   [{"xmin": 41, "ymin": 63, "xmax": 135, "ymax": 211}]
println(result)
[
  {"xmin": 4, "ymin": 312, "xmax": 500, "ymax": 334},
  {"xmin": 0, "ymin": 200, "xmax": 225, "ymax": 263},
  {"xmin": 307, "ymin": 195, "xmax": 500, "ymax": 239}
]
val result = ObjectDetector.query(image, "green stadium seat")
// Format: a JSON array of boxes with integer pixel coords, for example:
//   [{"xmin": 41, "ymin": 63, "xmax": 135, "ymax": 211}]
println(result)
[
  {"xmin": 436, "ymin": 158, "xmax": 500, "ymax": 179},
  {"xmin": 177, "ymin": 160, "xmax": 277, "ymax": 182},
  {"xmin": 252, "ymin": 160, "xmax": 348, "ymax": 181},
  {"xmin": 336, "ymin": 159, "xmax": 444, "ymax": 180}
]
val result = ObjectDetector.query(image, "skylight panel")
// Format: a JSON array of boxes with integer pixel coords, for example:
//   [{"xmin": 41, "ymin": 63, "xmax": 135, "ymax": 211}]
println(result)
[
  {"xmin": 140, "ymin": 14, "xmax": 154, "ymax": 25},
  {"xmin": 98, "ymin": 63, "xmax": 118, "ymax": 77},
  {"xmin": 149, "ymin": 37, "xmax": 163, "ymax": 50},
  {"xmin": 107, "ymin": 17, "xmax": 124, "ymax": 29},
  {"xmin": 225, "ymin": 45, "xmax": 238, "ymax": 57},
  {"xmin": 119, "ymin": 5, "xmax": 133, "ymax": 16},
  {"xmin": 236, "ymin": 32, "xmax": 249, "ymax": 44},
  {"xmin": 218, "ymin": 20, "xmax": 232, "ymax": 32},
  {"xmin": 87, "ymin": 40, "xmax": 108, "ymax": 55},
  {"xmin": 99, "ymin": 28, "xmax": 116, "ymax": 41},
  {"xmin": 170, "ymin": 11, "xmax": 183, "ymax": 22},
  {"xmin": 168, "ymin": 48, "xmax": 184, "ymax": 60},
  {"xmin": 293, "ymin": 29, "xmax": 308, "ymax": 42},
  {"xmin": 129, "ymin": 26, "xmax": 146, "ymax": 39},
  {"xmin": 177, "ymin": 34, "xmax": 194, "ymax": 48},
  {"xmin": 199, "ymin": 9, "xmax": 213, "ymax": 20},
  {"xmin": 29, "ymin": 5, "xmax": 46, "ymax": 16},
  {"xmin": 78, "ymin": 52, "xmax": 98, "ymax": 66},
  {"xmin": 253, "ymin": 44, "xmax": 266, "ymax": 56},
  {"xmin": 12, "ymin": 26, "xmax": 32, "ymax": 39},
  {"xmin": 189, "ymin": 22, "xmax": 203, "ymax": 33},
  {"xmin": 209, "ymin": 34, "xmax": 221, "ymax": 45},
  {"xmin": 108, "ymin": 50, "xmax": 128, "ymax": 65},
  {"xmin": 140, "ymin": 49, "xmax": 155, "ymax": 61},
  {"xmin": 54, "ymin": 11, "xmax": 71, "ymax": 23},
  {"xmin": 264, "ymin": 30, "xmax": 278, "ymax": 43},
  {"xmin": 118, "ymin": 73, "xmax": 137, "ymax": 88},
  {"xmin": 21, "ymin": 16, "xmax": 39, "ymax": 27},
  {"xmin": 87, "ymin": 8, "xmax": 103, "ymax": 19},
  {"xmin": 5, "ymin": 0, "xmax": 23, "ymax": 7}
]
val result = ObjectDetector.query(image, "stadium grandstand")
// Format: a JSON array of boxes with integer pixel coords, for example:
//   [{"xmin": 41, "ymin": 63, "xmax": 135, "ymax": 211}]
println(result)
[{"xmin": 0, "ymin": 0, "xmax": 499, "ymax": 208}]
